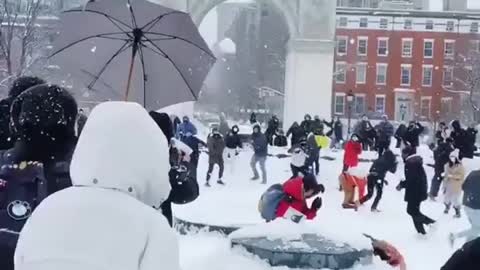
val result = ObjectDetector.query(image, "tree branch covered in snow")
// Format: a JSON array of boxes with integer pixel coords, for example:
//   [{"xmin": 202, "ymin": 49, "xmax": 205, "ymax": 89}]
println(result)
[{"xmin": 447, "ymin": 51, "xmax": 480, "ymax": 113}]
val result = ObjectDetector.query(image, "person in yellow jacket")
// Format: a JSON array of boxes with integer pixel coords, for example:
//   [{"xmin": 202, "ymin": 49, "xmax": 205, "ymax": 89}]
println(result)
[{"xmin": 444, "ymin": 149, "xmax": 466, "ymax": 218}]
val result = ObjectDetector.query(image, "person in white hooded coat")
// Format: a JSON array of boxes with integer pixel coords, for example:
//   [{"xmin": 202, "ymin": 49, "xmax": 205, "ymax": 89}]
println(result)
[{"xmin": 14, "ymin": 102, "xmax": 180, "ymax": 270}]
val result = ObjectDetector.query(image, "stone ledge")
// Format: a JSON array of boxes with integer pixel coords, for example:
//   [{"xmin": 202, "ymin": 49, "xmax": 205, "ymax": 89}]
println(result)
[
  {"xmin": 231, "ymin": 234, "xmax": 372, "ymax": 269},
  {"xmin": 174, "ymin": 216, "xmax": 241, "ymax": 235}
]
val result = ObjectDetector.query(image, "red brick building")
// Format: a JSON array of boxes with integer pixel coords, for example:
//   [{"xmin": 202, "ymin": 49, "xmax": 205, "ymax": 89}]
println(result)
[{"xmin": 333, "ymin": 9, "xmax": 480, "ymax": 123}]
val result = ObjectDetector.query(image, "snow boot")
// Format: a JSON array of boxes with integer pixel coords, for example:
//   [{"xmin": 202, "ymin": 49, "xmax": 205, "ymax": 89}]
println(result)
[
  {"xmin": 371, "ymin": 208, "xmax": 382, "ymax": 213},
  {"xmin": 453, "ymin": 207, "xmax": 461, "ymax": 218},
  {"xmin": 261, "ymin": 179, "xmax": 267, "ymax": 184},
  {"xmin": 251, "ymin": 176, "xmax": 259, "ymax": 181},
  {"xmin": 444, "ymin": 203, "xmax": 451, "ymax": 214},
  {"xmin": 205, "ymin": 181, "xmax": 211, "ymax": 187},
  {"xmin": 428, "ymin": 195, "xmax": 437, "ymax": 202},
  {"xmin": 217, "ymin": 179, "xmax": 225, "ymax": 185}
]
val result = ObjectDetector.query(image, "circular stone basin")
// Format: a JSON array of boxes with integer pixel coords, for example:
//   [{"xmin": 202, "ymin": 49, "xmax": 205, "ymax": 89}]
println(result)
[
  {"xmin": 231, "ymin": 234, "xmax": 372, "ymax": 269},
  {"xmin": 174, "ymin": 216, "xmax": 242, "ymax": 235}
]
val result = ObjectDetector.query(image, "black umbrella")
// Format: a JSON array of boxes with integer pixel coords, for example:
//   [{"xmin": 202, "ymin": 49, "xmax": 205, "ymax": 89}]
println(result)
[{"xmin": 50, "ymin": 0, "xmax": 216, "ymax": 110}]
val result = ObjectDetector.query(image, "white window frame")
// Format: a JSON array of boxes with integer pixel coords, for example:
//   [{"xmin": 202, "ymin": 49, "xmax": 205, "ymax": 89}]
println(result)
[
  {"xmin": 377, "ymin": 37, "xmax": 389, "ymax": 56},
  {"xmin": 357, "ymin": 36, "xmax": 368, "ymax": 56},
  {"xmin": 402, "ymin": 38, "xmax": 413, "ymax": 58},
  {"xmin": 443, "ymin": 66, "xmax": 454, "ymax": 87},
  {"xmin": 404, "ymin": 19, "xmax": 412, "ymax": 30},
  {"xmin": 420, "ymin": 96, "xmax": 432, "ymax": 119},
  {"xmin": 356, "ymin": 63, "xmax": 367, "ymax": 84},
  {"xmin": 446, "ymin": 21, "xmax": 455, "ymax": 32},
  {"xmin": 336, "ymin": 36, "xmax": 348, "ymax": 55},
  {"xmin": 360, "ymin": 17, "xmax": 368, "ymax": 28},
  {"xmin": 335, "ymin": 62, "xmax": 347, "ymax": 84},
  {"xmin": 375, "ymin": 94, "xmax": 386, "ymax": 114},
  {"xmin": 426, "ymin": 20, "xmax": 434, "ymax": 30},
  {"xmin": 379, "ymin": 18, "xmax": 388, "ymax": 29},
  {"xmin": 400, "ymin": 64, "xmax": 412, "ymax": 86},
  {"xmin": 354, "ymin": 94, "xmax": 366, "ymax": 115},
  {"xmin": 441, "ymin": 97, "xmax": 453, "ymax": 116},
  {"xmin": 339, "ymin": 17, "xmax": 348, "ymax": 27},
  {"xmin": 376, "ymin": 63, "xmax": 387, "ymax": 85},
  {"xmin": 422, "ymin": 65, "xmax": 433, "ymax": 87},
  {"xmin": 424, "ymin": 39, "xmax": 434, "ymax": 58},
  {"xmin": 444, "ymin": 40, "xmax": 455, "ymax": 59},
  {"xmin": 334, "ymin": 93, "xmax": 346, "ymax": 115}
]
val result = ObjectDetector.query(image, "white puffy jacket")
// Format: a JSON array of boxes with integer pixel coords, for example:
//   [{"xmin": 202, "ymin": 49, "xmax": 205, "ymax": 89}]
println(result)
[{"xmin": 14, "ymin": 102, "xmax": 179, "ymax": 270}]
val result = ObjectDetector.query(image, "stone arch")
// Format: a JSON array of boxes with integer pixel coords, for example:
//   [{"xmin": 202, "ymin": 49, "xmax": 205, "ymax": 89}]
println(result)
[{"xmin": 189, "ymin": 0, "xmax": 297, "ymax": 37}]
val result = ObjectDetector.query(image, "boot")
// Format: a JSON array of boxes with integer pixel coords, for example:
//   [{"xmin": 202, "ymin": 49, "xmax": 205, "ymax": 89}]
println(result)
[
  {"xmin": 251, "ymin": 175, "xmax": 259, "ymax": 181},
  {"xmin": 205, "ymin": 181, "xmax": 211, "ymax": 187},
  {"xmin": 444, "ymin": 203, "xmax": 451, "ymax": 214},
  {"xmin": 454, "ymin": 207, "xmax": 461, "ymax": 218},
  {"xmin": 217, "ymin": 179, "xmax": 225, "ymax": 185}
]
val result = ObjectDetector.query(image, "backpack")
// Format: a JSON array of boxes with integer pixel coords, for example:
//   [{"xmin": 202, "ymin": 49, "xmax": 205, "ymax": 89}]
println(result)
[{"xmin": 258, "ymin": 184, "xmax": 286, "ymax": 221}]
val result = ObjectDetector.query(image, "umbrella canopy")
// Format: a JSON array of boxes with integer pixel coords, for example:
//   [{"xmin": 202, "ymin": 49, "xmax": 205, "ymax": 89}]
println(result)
[{"xmin": 50, "ymin": 0, "xmax": 216, "ymax": 110}]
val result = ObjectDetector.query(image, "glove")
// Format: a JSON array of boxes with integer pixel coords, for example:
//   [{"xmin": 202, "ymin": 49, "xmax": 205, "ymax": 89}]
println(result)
[
  {"xmin": 312, "ymin": 197, "xmax": 322, "ymax": 210},
  {"xmin": 318, "ymin": 184, "xmax": 325, "ymax": 194},
  {"xmin": 227, "ymin": 153, "xmax": 231, "ymax": 158}
]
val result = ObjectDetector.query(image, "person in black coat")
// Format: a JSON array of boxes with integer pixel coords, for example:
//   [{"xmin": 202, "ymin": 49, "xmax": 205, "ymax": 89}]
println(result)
[
  {"xmin": 301, "ymin": 114, "xmax": 313, "ymax": 135},
  {"xmin": 0, "ymin": 84, "xmax": 78, "ymax": 270},
  {"xmin": 250, "ymin": 112, "xmax": 257, "ymax": 125},
  {"xmin": 450, "ymin": 120, "xmax": 468, "ymax": 159},
  {"xmin": 224, "ymin": 125, "xmax": 242, "ymax": 173},
  {"xmin": 354, "ymin": 115, "xmax": 374, "ymax": 151},
  {"xmin": 311, "ymin": 115, "xmax": 324, "ymax": 135},
  {"xmin": 397, "ymin": 146, "xmax": 436, "ymax": 235},
  {"xmin": 0, "ymin": 77, "xmax": 45, "ymax": 151},
  {"xmin": 286, "ymin": 121, "xmax": 305, "ymax": 146},
  {"xmin": 429, "ymin": 138, "xmax": 454, "ymax": 200},
  {"xmin": 333, "ymin": 117, "xmax": 343, "ymax": 145},
  {"xmin": 374, "ymin": 115, "xmax": 394, "ymax": 156},
  {"xmin": 465, "ymin": 126, "xmax": 478, "ymax": 159},
  {"xmin": 441, "ymin": 237, "xmax": 480, "ymax": 270},
  {"xmin": 273, "ymin": 129, "xmax": 288, "ymax": 147},
  {"xmin": 435, "ymin": 122, "xmax": 450, "ymax": 146},
  {"xmin": 403, "ymin": 121, "xmax": 424, "ymax": 148},
  {"xmin": 360, "ymin": 150, "xmax": 397, "ymax": 211},
  {"xmin": 182, "ymin": 132, "xmax": 206, "ymax": 179},
  {"xmin": 394, "ymin": 123, "xmax": 407, "ymax": 148},
  {"xmin": 266, "ymin": 115, "xmax": 280, "ymax": 146}
]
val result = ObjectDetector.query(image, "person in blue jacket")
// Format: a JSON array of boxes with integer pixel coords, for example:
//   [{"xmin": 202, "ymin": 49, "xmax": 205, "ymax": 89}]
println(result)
[
  {"xmin": 250, "ymin": 124, "xmax": 268, "ymax": 184},
  {"xmin": 176, "ymin": 116, "xmax": 197, "ymax": 138}
]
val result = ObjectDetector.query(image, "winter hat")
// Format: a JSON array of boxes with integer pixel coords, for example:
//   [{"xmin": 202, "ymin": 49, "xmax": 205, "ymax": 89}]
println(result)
[
  {"xmin": 231, "ymin": 125, "xmax": 239, "ymax": 134},
  {"xmin": 449, "ymin": 149, "xmax": 460, "ymax": 160},
  {"xmin": 451, "ymin": 120, "xmax": 461, "ymax": 130},
  {"xmin": 149, "ymin": 111, "xmax": 173, "ymax": 143},
  {"xmin": 182, "ymin": 116, "xmax": 190, "ymax": 122},
  {"xmin": 304, "ymin": 114, "xmax": 311, "ymax": 120},
  {"xmin": 253, "ymin": 124, "xmax": 261, "ymax": 133},
  {"xmin": 8, "ymin": 76, "xmax": 46, "ymax": 99}
]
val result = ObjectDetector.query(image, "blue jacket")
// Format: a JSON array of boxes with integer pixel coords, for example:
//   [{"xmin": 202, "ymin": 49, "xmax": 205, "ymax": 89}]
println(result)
[
  {"xmin": 177, "ymin": 121, "xmax": 197, "ymax": 137},
  {"xmin": 252, "ymin": 133, "xmax": 268, "ymax": 157}
]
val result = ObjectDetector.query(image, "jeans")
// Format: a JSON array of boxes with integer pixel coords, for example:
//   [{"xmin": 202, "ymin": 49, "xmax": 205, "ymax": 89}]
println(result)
[
  {"xmin": 206, "ymin": 160, "xmax": 224, "ymax": 181},
  {"xmin": 360, "ymin": 174, "xmax": 384, "ymax": 210},
  {"xmin": 454, "ymin": 207, "xmax": 480, "ymax": 242},
  {"xmin": 407, "ymin": 200, "xmax": 435, "ymax": 234},
  {"xmin": 251, "ymin": 154, "xmax": 267, "ymax": 182},
  {"xmin": 307, "ymin": 155, "xmax": 320, "ymax": 175},
  {"xmin": 429, "ymin": 171, "xmax": 443, "ymax": 198}
]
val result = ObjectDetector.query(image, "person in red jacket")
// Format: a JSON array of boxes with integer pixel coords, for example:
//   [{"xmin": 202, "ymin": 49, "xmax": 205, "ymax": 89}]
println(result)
[
  {"xmin": 343, "ymin": 134, "xmax": 362, "ymax": 172},
  {"xmin": 276, "ymin": 174, "xmax": 325, "ymax": 221}
]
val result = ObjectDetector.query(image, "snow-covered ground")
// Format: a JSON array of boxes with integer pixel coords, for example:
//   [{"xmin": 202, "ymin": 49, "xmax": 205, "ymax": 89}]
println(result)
[{"xmin": 174, "ymin": 142, "xmax": 480, "ymax": 270}]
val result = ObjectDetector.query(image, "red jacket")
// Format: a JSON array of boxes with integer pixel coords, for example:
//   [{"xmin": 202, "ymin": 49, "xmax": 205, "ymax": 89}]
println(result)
[
  {"xmin": 276, "ymin": 177, "xmax": 317, "ymax": 220},
  {"xmin": 344, "ymin": 141, "xmax": 362, "ymax": 167}
]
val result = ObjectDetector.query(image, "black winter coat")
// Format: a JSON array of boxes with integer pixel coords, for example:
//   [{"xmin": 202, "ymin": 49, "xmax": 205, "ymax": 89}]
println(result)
[
  {"xmin": 301, "ymin": 120, "xmax": 312, "ymax": 135},
  {"xmin": 310, "ymin": 120, "xmax": 324, "ymax": 134},
  {"xmin": 369, "ymin": 151, "xmax": 397, "ymax": 180},
  {"xmin": 0, "ymin": 98, "xmax": 14, "ymax": 151},
  {"xmin": 463, "ymin": 170, "xmax": 480, "ymax": 210},
  {"xmin": 403, "ymin": 123, "xmax": 424, "ymax": 147},
  {"xmin": 355, "ymin": 120, "xmax": 373, "ymax": 140},
  {"xmin": 441, "ymin": 237, "xmax": 480, "ymax": 270},
  {"xmin": 433, "ymin": 142, "xmax": 454, "ymax": 173},
  {"xmin": 333, "ymin": 120, "xmax": 343, "ymax": 140},
  {"xmin": 287, "ymin": 124, "xmax": 305, "ymax": 145},
  {"xmin": 252, "ymin": 132, "xmax": 268, "ymax": 157},
  {"xmin": 225, "ymin": 132, "xmax": 242, "ymax": 149},
  {"xmin": 266, "ymin": 118, "xmax": 280, "ymax": 134},
  {"xmin": 399, "ymin": 155, "xmax": 428, "ymax": 203},
  {"xmin": 273, "ymin": 135, "xmax": 288, "ymax": 147}
]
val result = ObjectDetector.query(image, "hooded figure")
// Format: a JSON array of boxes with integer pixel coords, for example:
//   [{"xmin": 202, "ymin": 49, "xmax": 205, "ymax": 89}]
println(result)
[
  {"xmin": 286, "ymin": 121, "xmax": 305, "ymax": 146},
  {"xmin": 374, "ymin": 115, "xmax": 394, "ymax": 156},
  {"xmin": 176, "ymin": 116, "xmax": 197, "ymax": 138},
  {"xmin": 394, "ymin": 123, "xmax": 407, "ymax": 148},
  {"xmin": 266, "ymin": 115, "xmax": 280, "ymax": 146},
  {"xmin": 430, "ymin": 138, "xmax": 454, "ymax": 199},
  {"xmin": 14, "ymin": 102, "xmax": 179, "ymax": 270},
  {"xmin": 301, "ymin": 114, "xmax": 313, "ymax": 135},
  {"xmin": 218, "ymin": 113, "xmax": 230, "ymax": 137},
  {"xmin": 0, "ymin": 77, "xmax": 45, "ymax": 151},
  {"xmin": 251, "ymin": 125, "xmax": 268, "ymax": 184},
  {"xmin": 206, "ymin": 127, "xmax": 226, "ymax": 186},
  {"xmin": 403, "ymin": 121, "xmax": 424, "ymax": 148},
  {"xmin": 224, "ymin": 125, "xmax": 242, "ymax": 173}
]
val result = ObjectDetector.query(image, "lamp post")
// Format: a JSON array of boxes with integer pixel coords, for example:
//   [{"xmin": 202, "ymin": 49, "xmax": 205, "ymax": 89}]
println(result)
[{"xmin": 346, "ymin": 90, "xmax": 355, "ymax": 136}]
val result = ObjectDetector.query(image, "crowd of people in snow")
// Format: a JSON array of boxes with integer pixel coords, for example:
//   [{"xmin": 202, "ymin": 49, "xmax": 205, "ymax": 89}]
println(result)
[{"xmin": 0, "ymin": 76, "xmax": 477, "ymax": 269}]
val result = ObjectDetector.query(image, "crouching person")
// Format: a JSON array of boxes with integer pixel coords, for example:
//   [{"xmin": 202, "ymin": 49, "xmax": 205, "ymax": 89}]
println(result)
[
  {"xmin": 259, "ymin": 174, "xmax": 324, "ymax": 223},
  {"xmin": 14, "ymin": 102, "xmax": 181, "ymax": 270},
  {"xmin": 339, "ymin": 168, "xmax": 367, "ymax": 210}
]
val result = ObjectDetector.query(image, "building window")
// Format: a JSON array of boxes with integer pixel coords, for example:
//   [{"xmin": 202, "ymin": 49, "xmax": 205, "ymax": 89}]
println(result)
[
  {"xmin": 441, "ymin": 97, "xmax": 452, "ymax": 117},
  {"xmin": 422, "ymin": 65, "xmax": 433, "ymax": 87},
  {"xmin": 357, "ymin": 37, "xmax": 368, "ymax": 56},
  {"xmin": 446, "ymin": 21, "xmax": 455, "ymax": 32},
  {"xmin": 379, "ymin": 18, "xmax": 388, "ymax": 29},
  {"xmin": 426, "ymin": 20, "xmax": 434, "ymax": 30},
  {"xmin": 424, "ymin": 40, "xmax": 434, "ymax": 58},
  {"xmin": 378, "ymin": 38, "xmax": 388, "ymax": 56},
  {"xmin": 335, "ymin": 62, "xmax": 347, "ymax": 83},
  {"xmin": 401, "ymin": 65, "xmax": 411, "ymax": 86},
  {"xmin": 471, "ymin": 22, "xmax": 479, "ymax": 33},
  {"xmin": 444, "ymin": 40, "xmax": 455, "ymax": 58},
  {"xmin": 337, "ymin": 36, "xmax": 348, "ymax": 55},
  {"xmin": 354, "ymin": 95, "xmax": 366, "ymax": 114},
  {"xmin": 375, "ymin": 95, "xmax": 386, "ymax": 114},
  {"xmin": 356, "ymin": 63, "xmax": 367, "ymax": 84},
  {"xmin": 470, "ymin": 40, "xmax": 480, "ymax": 53},
  {"xmin": 443, "ymin": 66, "xmax": 454, "ymax": 87},
  {"xmin": 402, "ymin": 39, "xmax": 413, "ymax": 57},
  {"xmin": 420, "ymin": 97, "xmax": 431, "ymax": 119},
  {"xmin": 376, "ymin": 64, "xmax": 387, "ymax": 85},
  {"xmin": 335, "ymin": 94, "xmax": 345, "ymax": 114},
  {"xmin": 339, "ymin": 17, "xmax": 348, "ymax": 27},
  {"xmin": 404, "ymin": 19, "xmax": 412, "ymax": 30},
  {"xmin": 360, "ymin": 17, "xmax": 368, "ymax": 28}
]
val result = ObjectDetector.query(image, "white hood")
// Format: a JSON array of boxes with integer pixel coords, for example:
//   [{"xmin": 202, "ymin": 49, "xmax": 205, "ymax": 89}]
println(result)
[{"xmin": 70, "ymin": 102, "xmax": 171, "ymax": 209}]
